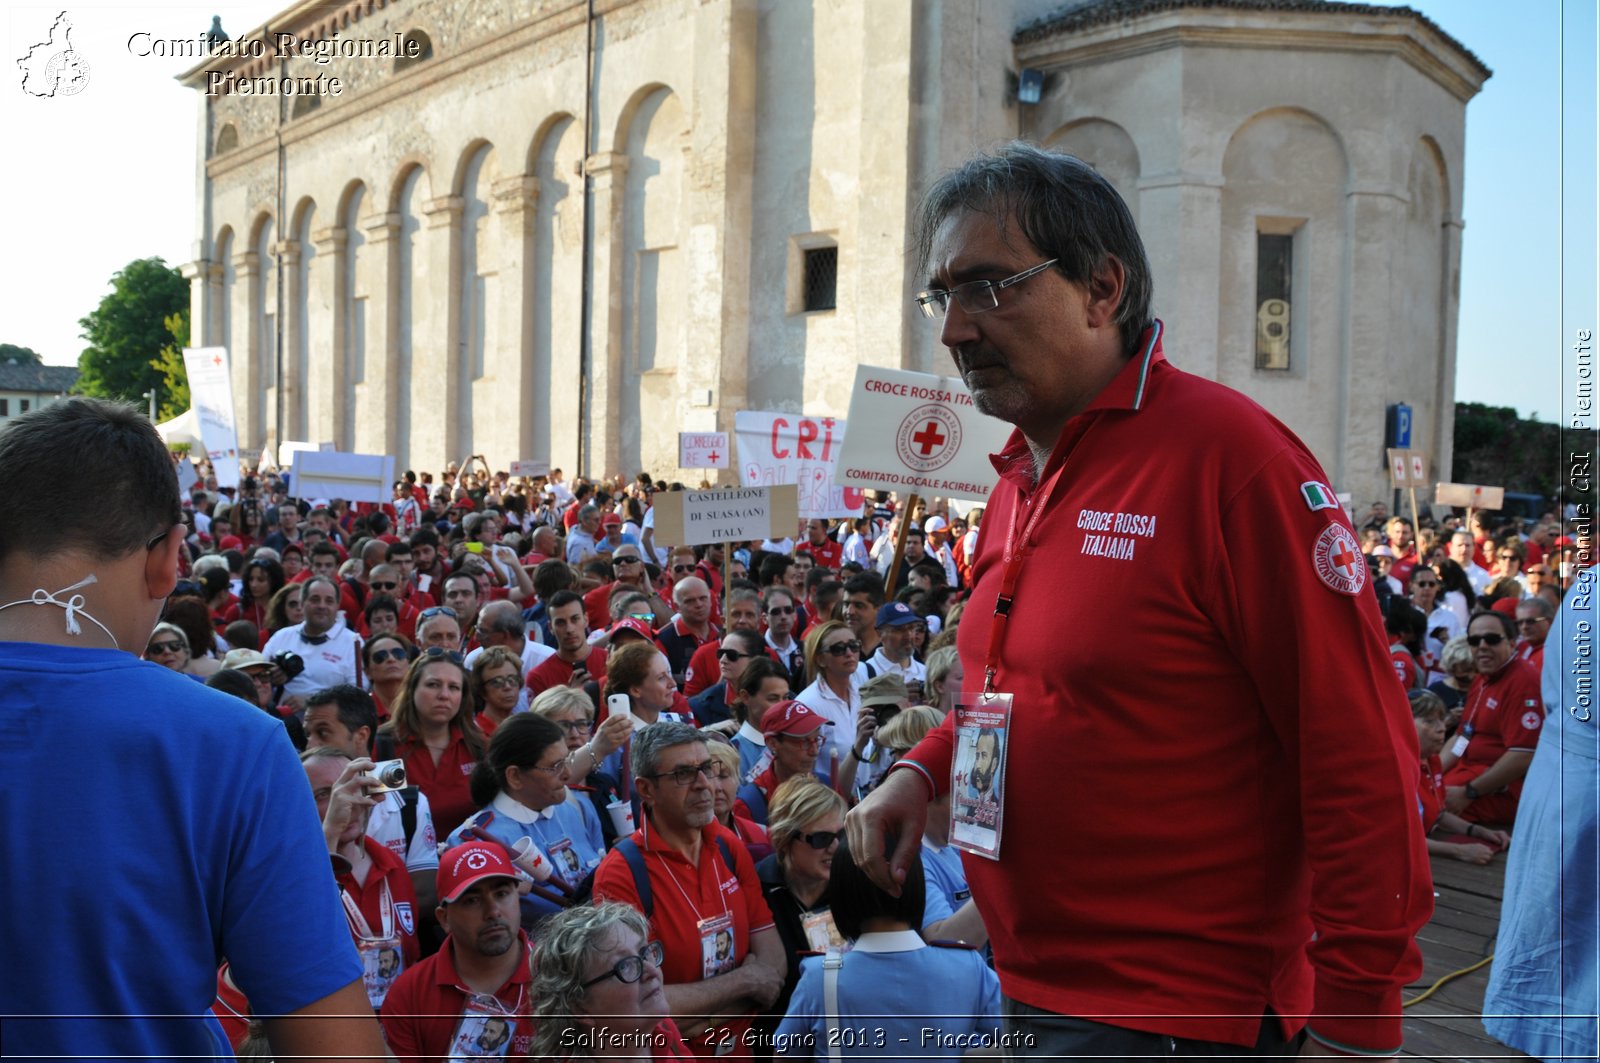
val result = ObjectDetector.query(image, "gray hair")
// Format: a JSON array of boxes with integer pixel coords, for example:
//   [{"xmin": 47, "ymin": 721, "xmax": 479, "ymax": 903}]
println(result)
[
  {"xmin": 1440, "ymin": 635, "xmax": 1472, "ymax": 673},
  {"xmin": 631, "ymin": 720, "xmax": 705, "ymax": 780},
  {"xmin": 528, "ymin": 903, "xmax": 654, "ymax": 1060},
  {"xmin": 192, "ymin": 554, "xmax": 230, "ymax": 577},
  {"xmin": 913, "ymin": 140, "xmax": 1153, "ymax": 355},
  {"xmin": 578, "ymin": 503, "xmax": 600, "ymax": 523},
  {"xmin": 530, "ymin": 685, "xmax": 594, "ymax": 721},
  {"xmin": 478, "ymin": 599, "xmax": 526, "ymax": 637},
  {"xmin": 146, "ymin": 622, "xmax": 190, "ymax": 654}
]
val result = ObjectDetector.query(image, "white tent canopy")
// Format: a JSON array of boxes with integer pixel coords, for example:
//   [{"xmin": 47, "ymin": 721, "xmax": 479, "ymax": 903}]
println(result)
[{"xmin": 156, "ymin": 407, "xmax": 204, "ymax": 449}]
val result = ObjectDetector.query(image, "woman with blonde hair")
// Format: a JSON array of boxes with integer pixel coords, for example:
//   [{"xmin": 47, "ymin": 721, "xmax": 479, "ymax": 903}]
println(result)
[
  {"xmin": 528, "ymin": 902, "xmax": 691, "ymax": 1061},
  {"xmin": 922, "ymin": 645, "xmax": 963, "ymax": 713},
  {"xmin": 793, "ymin": 620, "xmax": 862, "ymax": 781},
  {"xmin": 707, "ymin": 740, "xmax": 771, "ymax": 861},
  {"xmin": 531, "ymin": 685, "xmax": 632, "ymax": 846},
  {"xmin": 376, "ymin": 648, "xmax": 486, "ymax": 838}
]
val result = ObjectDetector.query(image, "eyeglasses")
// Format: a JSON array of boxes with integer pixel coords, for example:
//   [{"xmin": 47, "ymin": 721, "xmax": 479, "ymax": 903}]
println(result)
[
  {"xmin": 1497, "ymin": 553, "xmax": 1517, "ymax": 561},
  {"xmin": 776, "ymin": 732, "xmax": 823, "ymax": 748},
  {"xmin": 671, "ymin": 564, "xmax": 695, "ymax": 574},
  {"xmin": 523, "ymin": 757, "xmax": 569, "ymax": 778},
  {"xmin": 915, "ymin": 259, "xmax": 1059, "ymax": 318},
  {"xmin": 1411, "ymin": 580, "xmax": 1439, "ymax": 589},
  {"xmin": 1515, "ymin": 617, "xmax": 1549, "ymax": 628},
  {"xmin": 628, "ymin": 612, "xmax": 655, "ymax": 623},
  {"xmin": 370, "ymin": 647, "xmax": 409, "ymax": 664},
  {"xmin": 824, "ymin": 640, "xmax": 862, "ymax": 657},
  {"xmin": 419, "ymin": 646, "xmax": 465, "ymax": 664},
  {"xmin": 581, "ymin": 940, "xmax": 666, "ymax": 989},
  {"xmin": 614, "ymin": 556, "xmax": 642, "ymax": 566},
  {"xmin": 647, "ymin": 760, "xmax": 716, "ymax": 786},
  {"xmin": 718, "ymin": 648, "xmax": 756, "ymax": 661},
  {"xmin": 483, "ymin": 675, "xmax": 521, "ymax": 690},
  {"xmin": 767, "ymin": 605, "xmax": 795, "ymax": 615},
  {"xmin": 800, "ymin": 829, "xmax": 843, "ymax": 850},
  {"xmin": 1466, "ymin": 633, "xmax": 1507, "ymax": 647},
  {"xmin": 146, "ymin": 640, "xmax": 184, "ymax": 655},
  {"xmin": 556, "ymin": 717, "xmax": 594, "ymax": 734},
  {"xmin": 418, "ymin": 606, "xmax": 458, "ymax": 621},
  {"xmin": 1527, "ymin": 568, "xmax": 1549, "ymax": 575},
  {"xmin": 370, "ymin": 581, "xmax": 399, "ymax": 591}
]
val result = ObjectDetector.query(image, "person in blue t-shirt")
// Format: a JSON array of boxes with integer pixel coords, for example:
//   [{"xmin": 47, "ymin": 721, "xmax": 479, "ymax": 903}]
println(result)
[{"xmin": 0, "ymin": 398, "xmax": 386, "ymax": 1060}]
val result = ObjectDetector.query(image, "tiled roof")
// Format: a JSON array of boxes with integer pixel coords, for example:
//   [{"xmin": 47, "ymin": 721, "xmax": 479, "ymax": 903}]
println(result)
[
  {"xmin": 0, "ymin": 361, "xmax": 79, "ymax": 394},
  {"xmin": 1015, "ymin": 0, "xmax": 1490, "ymax": 79}
]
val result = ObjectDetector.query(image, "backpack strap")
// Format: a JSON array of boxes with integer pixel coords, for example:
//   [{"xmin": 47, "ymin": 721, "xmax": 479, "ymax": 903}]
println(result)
[{"xmin": 614, "ymin": 837, "xmax": 654, "ymax": 919}]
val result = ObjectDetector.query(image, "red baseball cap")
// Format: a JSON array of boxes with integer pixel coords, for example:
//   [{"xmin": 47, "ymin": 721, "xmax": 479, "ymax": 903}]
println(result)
[
  {"xmin": 762, "ymin": 699, "xmax": 827, "ymax": 738},
  {"xmin": 218, "ymin": 535, "xmax": 243, "ymax": 551},
  {"xmin": 1490, "ymin": 597, "xmax": 1520, "ymax": 618},
  {"xmin": 437, "ymin": 840, "xmax": 518, "ymax": 903},
  {"xmin": 609, "ymin": 617, "xmax": 655, "ymax": 642},
  {"xmin": 602, "ymin": 512, "xmax": 623, "ymax": 527}
]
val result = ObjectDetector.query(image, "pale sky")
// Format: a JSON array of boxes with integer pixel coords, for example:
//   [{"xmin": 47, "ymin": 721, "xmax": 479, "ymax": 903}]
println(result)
[{"xmin": 1, "ymin": 0, "xmax": 1591, "ymax": 427}]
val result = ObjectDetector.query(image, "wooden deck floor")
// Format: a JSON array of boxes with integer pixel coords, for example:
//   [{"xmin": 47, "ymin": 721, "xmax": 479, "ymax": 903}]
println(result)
[{"xmin": 1402, "ymin": 851, "xmax": 1531, "ymax": 1062}]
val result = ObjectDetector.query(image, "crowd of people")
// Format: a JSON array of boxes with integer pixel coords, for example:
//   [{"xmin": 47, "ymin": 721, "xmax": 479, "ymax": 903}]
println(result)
[{"xmin": 5, "ymin": 141, "xmax": 1592, "ymax": 1063}]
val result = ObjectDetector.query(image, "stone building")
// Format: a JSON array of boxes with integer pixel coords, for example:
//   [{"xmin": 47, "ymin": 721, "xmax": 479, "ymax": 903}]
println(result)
[
  {"xmin": 0, "ymin": 362, "xmax": 78, "ymax": 425},
  {"xmin": 181, "ymin": 0, "xmax": 1487, "ymax": 505}
]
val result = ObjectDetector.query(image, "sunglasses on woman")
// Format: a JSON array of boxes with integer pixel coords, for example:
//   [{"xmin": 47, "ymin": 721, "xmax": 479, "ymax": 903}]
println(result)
[
  {"xmin": 369, "ymin": 646, "xmax": 410, "ymax": 664},
  {"xmin": 824, "ymin": 640, "xmax": 863, "ymax": 657},
  {"xmin": 800, "ymin": 829, "xmax": 843, "ymax": 850}
]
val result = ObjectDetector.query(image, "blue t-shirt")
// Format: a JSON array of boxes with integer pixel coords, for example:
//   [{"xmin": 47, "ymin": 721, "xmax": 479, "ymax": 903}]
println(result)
[
  {"xmin": 0, "ymin": 643, "xmax": 362, "ymax": 1059},
  {"xmin": 774, "ymin": 932, "xmax": 1001, "ymax": 1060}
]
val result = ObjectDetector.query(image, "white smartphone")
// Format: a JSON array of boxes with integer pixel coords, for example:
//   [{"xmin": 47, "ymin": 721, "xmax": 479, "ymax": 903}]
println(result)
[{"xmin": 606, "ymin": 693, "xmax": 638, "ymax": 729}]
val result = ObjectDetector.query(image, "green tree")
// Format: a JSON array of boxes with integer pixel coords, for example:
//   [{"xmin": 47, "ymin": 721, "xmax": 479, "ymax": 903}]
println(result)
[
  {"xmin": 75, "ymin": 257, "xmax": 189, "ymax": 404},
  {"xmin": 1451, "ymin": 402, "xmax": 1561, "ymax": 502},
  {"xmin": 149, "ymin": 312, "xmax": 191, "ymax": 422},
  {"xmin": 0, "ymin": 343, "xmax": 43, "ymax": 363}
]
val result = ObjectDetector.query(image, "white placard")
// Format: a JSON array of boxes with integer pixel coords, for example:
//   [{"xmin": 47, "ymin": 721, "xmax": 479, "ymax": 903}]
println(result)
[
  {"xmin": 679, "ymin": 432, "xmax": 731, "ymax": 469},
  {"xmin": 650, "ymin": 485, "xmax": 800, "ymax": 546},
  {"xmin": 509, "ymin": 460, "xmax": 550, "ymax": 478},
  {"xmin": 1435, "ymin": 482, "xmax": 1507, "ymax": 510},
  {"xmin": 288, "ymin": 450, "xmax": 396, "ymax": 505},
  {"xmin": 176, "ymin": 457, "xmax": 199, "ymax": 492},
  {"xmin": 278, "ymin": 440, "xmax": 321, "ymax": 468},
  {"xmin": 734, "ymin": 411, "xmax": 865, "ymax": 520},
  {"xmin": 835, "ymin": 366, "xmax": 1010, "ymax": 498},
  {"xmin": 181, "ymin": 346, "xmax": 242, "ymax": 488}
]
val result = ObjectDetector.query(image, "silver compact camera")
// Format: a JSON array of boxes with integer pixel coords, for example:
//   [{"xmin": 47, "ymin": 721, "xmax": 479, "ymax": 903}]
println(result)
[{"xmin": 367, "ymin": 758, "xmax": 408, "ymax": 793}]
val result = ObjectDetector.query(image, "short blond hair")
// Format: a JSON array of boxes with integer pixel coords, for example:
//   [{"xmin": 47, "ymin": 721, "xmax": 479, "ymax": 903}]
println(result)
[
  {"xmin": 768, "ymin": 776, "xmax": 846, "ymax": 865},
  {"xmin": 530, "ymin": 685, "xmax": 593, "ymax": 721}
]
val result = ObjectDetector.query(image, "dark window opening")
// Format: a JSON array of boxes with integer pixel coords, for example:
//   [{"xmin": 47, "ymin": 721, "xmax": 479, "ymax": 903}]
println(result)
[
  {"xmin": 0, "ymin": 399, "xmax": 9, "ymax": 416},
  {"xmin": 1255, "ymin": 232, "xmax": 1292, "ymax": 370},
  {"xmin": 803, "ymin": 246, "xmax": 837, "ymax": 313},
  {"xmin": 215, "ymin": 123, "xmax": 239, "ymax": 155},
  {"xmin": 19, "ymin": 399, "xmax": 30, "ymax": 413}
]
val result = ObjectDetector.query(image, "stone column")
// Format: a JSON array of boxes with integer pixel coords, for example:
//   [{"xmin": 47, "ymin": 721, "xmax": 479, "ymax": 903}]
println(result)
[
  {"xmin": 1137, "ymin": 171, "xmax": 1225, "ymax": 380},
  {"xmin": 1433, "ymin": 212, "xmax": 1465, "ymax": 489},
  {"xmin": 491, "ymin": 175, "xmax": 539, "ymax": 467},
  {"xmin": 583, "ymin": 153, "xmax": 627, "ymax": 479},
  {"xmin": 416, "ymin": 196, "xmax": 463, "ymax": 473},
  {"xmin": 1341, "ymin": 185, "xmax": 1409, "ymax": 496},
  {"xmin": 277, "ymin": 238, "xmax": 302, "ymax": 444},
  {"xmin": 359, "ymin": 212, "xmax": 400, "ymax": 459},
  {"xmin": 180, "ymin": 260, "xmax": 211, "ymax": 347},
  {"xmin": 311, "ymin": 226, "xmax": 346, "ymax": 449},
  {"xmin": 232, "ymin": 250, "xmax": 262, "ymax": 450}
]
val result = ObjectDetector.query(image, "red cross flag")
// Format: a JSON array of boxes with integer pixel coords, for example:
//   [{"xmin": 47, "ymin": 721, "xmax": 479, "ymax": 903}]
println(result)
[{"xmin": 834, "ymin": 365, "xmax": 1012, "ymax": 498}]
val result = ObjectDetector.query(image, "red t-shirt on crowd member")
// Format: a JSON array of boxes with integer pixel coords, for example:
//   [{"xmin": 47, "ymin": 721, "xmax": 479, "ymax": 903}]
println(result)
[
  {"xmin": 1417, "ymin": 754, "xmax": 1445, "ymax": 832},
  {"xmin": 1388, "ymin": 640, "xmax": 1418, "ymax": 690},
  {"xmin": 584, "ymin": 581, "xmax": 622, "ymax": 633},
  {"xmin": 797, "ymin": 538, "xmax": 843, "ymax": 572},
  {"xmin": 394, "ymin": 730, "xmax": 479, "ymax": 840},
  {"xmin": 896, "ymin": 329, "xmax": 1429, "ymax": 1054},
  {"xmin": 336, "ymin": 836, "xmax": 422, "ymax": 970},
  {"xmin": 1442, "ymin": 656, "xmax": 1544, "ymax": 825},
  {"xmin": 379, "ymin": 932, "xmax": 534, "ymax": 1060},
  {"xmin": 525, "ymin": 647, "xmax": 608, "ymax": 697},
  {"xmin": 593, "ymin": 820, "xmax": 775, "ymax": 1059}
]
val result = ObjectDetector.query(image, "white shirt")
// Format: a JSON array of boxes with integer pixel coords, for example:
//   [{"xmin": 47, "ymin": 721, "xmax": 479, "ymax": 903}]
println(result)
[
  {"xmin": 842, "ymin": 532, "xmax": 870, "ymax": 566},
  {"xmin": 366, "ymin": 787, "xmax": 439, "ymax": 873},
  {"xmin": 795, "ymin": 674, "xmax": 860, "ymax": 779},
  {"xmin": 262, "ymin": 618, "xmax": 361, "ymax": 698},
  {"xmin": 565, "ymin": 529, "xmax": 599, "ymax": 564},
  {"xmin": 1463, "ymin": 562, "xmax": 1493, "ymax": 596},
  {"xmin": 759, "ymin": 537, "xmax": 795, "ymax": 556},
  {"xmin": 867, "ymin": 647, "xmax": 926, "ymax": 685},
  {"xmin": 465, "ymin": 639, "xmax": 557, "ymax": 714}
]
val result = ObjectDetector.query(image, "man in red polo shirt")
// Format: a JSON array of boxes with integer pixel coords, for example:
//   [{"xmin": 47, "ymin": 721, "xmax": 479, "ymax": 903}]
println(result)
[
  {"xmin": 683, "ymin": 589, "xmax": 765, "ymax": 697},
  {"xmin": 593, "ymin": 722, "xmax": 785, "ymax": 1059},
  {"xmin": 849, "ymin": 143, "xmax": 1429, "ymax": 1060},
  {"xmin": 584, "ymin": 545, "xmax": 669, "ymax": 633},
  {"xmin": 380, "ymin": 840, "xmax": 532, "ymax": 1058},
  {"xmin": 1442, "ymin": 610, "xmax": 1544, "ymax": 825},
  {"xmin": 526, "ymin": 591, "xmax": 608, "ymax": 696},
  {"xmin": 795, "ymin": 519, "xmax": 843, "ymax": 573},
  {"xmin": 656, "ymin": 577, "xmax": 719, "ymax": 688},
  {"xmin": 1513, "ymin": 597, "xmax": 1554, "ymax": 674}
]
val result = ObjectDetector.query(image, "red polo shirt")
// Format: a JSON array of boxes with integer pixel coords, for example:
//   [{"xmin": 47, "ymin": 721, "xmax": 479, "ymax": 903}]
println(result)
[
  {"xmin": 525, "ymin": 646, "xmax": 608, "ymax": 697},
  {"xmin": 379, "ymin": 932, "xmax": 533, "ymax": 1061},
  {"xmin": 797, "ymin": 538, "xmax": 843, "ymax": 572},
  {"xmin": 1443, "ymin": 656, "xmax": 1544, "ymax": 823},
  {"xmin": 1418, "ymin": 755, "xmax": 1445, "ymax": 831},
  {"xmin": 593, "ymin": 820, "xmax": 774, "ymax": 1059},
  {"xmin": 336, "ymin": 836, "xmax": 421, "ymax": 969},
  {"xmin": 896, "ymin": 326, "xmax": 1429, "ymax": 1053},
  {"xmin": 395, "ymin": 730, "xmax": 479, "ymax": 840}
]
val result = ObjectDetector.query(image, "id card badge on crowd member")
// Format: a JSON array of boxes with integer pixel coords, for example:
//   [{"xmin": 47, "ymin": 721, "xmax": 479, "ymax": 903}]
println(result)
[
  {"xmin": 342, "ymin": 882, "xmax": 404, "ymax": 1008},
  {"xmin": 950, "ymin": 693, "xmax": 1013, "ymax": 860},
  {"xmin": 699, "ymin": 912, "xmax": 738, "ymax": 979},
  {"xmin": 446, "ymin": 993, "xmax": 517, "ymax": 1060},
  {"xmin": 801, "ymin": 908, "xmax": 848, "ymax": 954}
]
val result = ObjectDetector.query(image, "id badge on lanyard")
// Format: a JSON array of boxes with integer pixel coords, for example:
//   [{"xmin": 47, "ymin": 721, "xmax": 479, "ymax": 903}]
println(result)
[
  {"xmin": 342, "ymin": 880, "xmax": 403, "ymax": 1008},
  {"xmin": 950, "ymin": 693, "xmax": 1013, "ymax": 860},
  {"xmin": 446, "ymin": 992, "xmax": 519, "ymax": 1060},
  {"xmin": 699, "ymin": 911, "xmax": 738, "ymax": 979}
]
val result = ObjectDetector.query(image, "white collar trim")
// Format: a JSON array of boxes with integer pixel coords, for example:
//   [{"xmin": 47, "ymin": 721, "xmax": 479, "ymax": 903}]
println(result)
[
  {"xmin": 492, "ymin": 790, "xmax": 559, "ymax": 823},
  {"xmin": 737, "ymin": 721, "xmax": 766, "ymax": 746},
  {"xmin": 851, "ymin": 930, "xmax": 927, "ymax": 954}
]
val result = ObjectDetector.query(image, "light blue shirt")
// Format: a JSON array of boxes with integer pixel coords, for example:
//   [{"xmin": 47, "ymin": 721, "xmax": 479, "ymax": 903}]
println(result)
[
  {"xmin": 774, "ymin": 929, "xmax": 1001, "ymax": 1060},
  {"xmin": 446, "ymin": 791, "xmax": 605, "ymax": 918}
]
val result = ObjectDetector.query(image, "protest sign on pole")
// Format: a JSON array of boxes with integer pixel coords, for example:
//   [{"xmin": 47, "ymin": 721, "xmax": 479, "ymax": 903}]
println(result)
[
  {"xmin": 509, "ymin": 460, "xmax": 550, "ymax": 478},
  {"xmin": 679, "ymin": 432, "xmax": 731, "ymax": 470},
  {"xmin": 288, "ymin": 450, "xmax": 396, "ymax": 505},
  {"xmin": 181, "ymin": 347, "xmax": 242, "ymax": 488},
  {"xmin": 1435, "ymin": 481, "xmax": 1506, "ymax": 530},
  {"xmin": 834, "ymin": 366, "xmax": 1010, "ymax": 500},
  {"xmin": 649, "ymin": 485, "xmax": 799, "ymax": 547},
  {"xmin": 734, "ymin": 412, "xmax": 864, "ymax": 520}
]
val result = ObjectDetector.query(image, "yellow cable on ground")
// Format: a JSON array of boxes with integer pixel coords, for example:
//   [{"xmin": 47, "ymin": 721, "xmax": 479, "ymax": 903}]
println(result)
[{"xmin": 1403, "ymin": 955, "xmax": 1494, "ymax": 1007}]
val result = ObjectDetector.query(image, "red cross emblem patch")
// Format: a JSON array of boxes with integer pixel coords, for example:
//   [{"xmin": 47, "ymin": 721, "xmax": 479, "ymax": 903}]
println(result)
[{"xmin": 1312, "ymin": 523, "xmax": 1367, "ymax": 596}]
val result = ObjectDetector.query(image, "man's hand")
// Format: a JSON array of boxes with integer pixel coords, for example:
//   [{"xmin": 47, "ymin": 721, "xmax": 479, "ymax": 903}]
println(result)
[
  {"xmin": 592, "ymin": 712, "xmax": 633, "ymax": 760},
  {"xmin": 322, "ymin": 757, "xmax": 378, "ymax": 851},
  {"xmin": 737, "ymin": 953, "xmax": 785, "ymax": 1009},
  {"xmin": 852, "ymin": 712, "xmax": 878, "ymax": 754},
  {"xmin": 566, "ymin": 667, "xmax": 590, "ymax": 690},
  {"xmin": 845, "ymin": 767, "xmax": 929, "ymax": 897},
  {"xmin": 1443, "ymin": 785, "xmax": 1471, "ymax": 814}
]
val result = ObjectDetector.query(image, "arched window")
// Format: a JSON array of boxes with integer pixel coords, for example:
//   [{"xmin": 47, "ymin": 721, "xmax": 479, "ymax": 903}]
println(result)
[{"xmin": 215, "ymin": 123, "xmax": 239, "ymax": 155}]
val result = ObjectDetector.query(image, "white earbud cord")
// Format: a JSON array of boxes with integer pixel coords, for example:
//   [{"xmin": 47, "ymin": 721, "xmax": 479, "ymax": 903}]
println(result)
[{"xmin": 0, "ymin": 574, "xmax": 121, "ymax": 650}]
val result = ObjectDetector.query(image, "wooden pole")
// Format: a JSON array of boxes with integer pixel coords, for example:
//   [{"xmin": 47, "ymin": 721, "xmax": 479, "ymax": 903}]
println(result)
[
  {"xmin": 883, "ymin": 493, "xmax": 920, "ymax": 599},
  {"xmin": 722, "ymin": 539, "xmax": 732, "ymax": 626}
]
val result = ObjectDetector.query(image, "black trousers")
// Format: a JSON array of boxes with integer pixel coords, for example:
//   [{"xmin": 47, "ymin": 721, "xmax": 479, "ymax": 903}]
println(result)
[{"xmin": 1002, "ymin": 998, "xmax": 1306, "ymax": 1061}]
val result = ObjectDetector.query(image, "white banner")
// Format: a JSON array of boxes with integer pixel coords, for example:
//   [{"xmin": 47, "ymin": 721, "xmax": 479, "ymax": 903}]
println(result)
[
  {"xmin": 509, "ymin": 460, "xmax": 550, "ymax": 478},
  {"xmin": 733, "ymin": 411, "xmax": 865, "ymax": 520},
  {"xmin": 288, "ymin": 450, "xmax": 396, "ymax": 505},
  {"xmin": 650, "ymin": 485, "xmax": 799, "ymax": 546},
  {"xmin": 679, "ymin": 432, "xmax": 731, "ymax": 470},
  {"xmin": 835, "ymin": 366, "xmax": 1009, "ymax": 499},
  {"xmin": 181, "ymin": 346, "xmax": 242, "ymax": 488}
]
